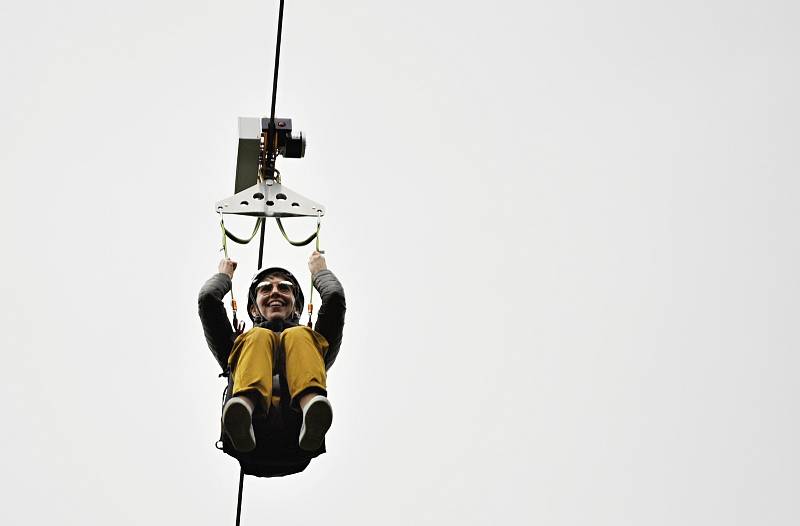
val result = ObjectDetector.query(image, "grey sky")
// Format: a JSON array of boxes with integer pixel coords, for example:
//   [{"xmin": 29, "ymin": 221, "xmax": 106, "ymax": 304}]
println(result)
[{"xmin": 1, "ymin": 1, "xmax": 798, "ymax": 524}]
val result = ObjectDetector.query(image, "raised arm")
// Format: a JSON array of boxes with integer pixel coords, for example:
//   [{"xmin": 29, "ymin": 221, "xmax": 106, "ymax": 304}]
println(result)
[
  {"xmin": 308, "ymin": 251, "xmax": 346, "ymax": 369},
  {"xmin": 198, "ymin": 259, "xmax": 238, "ymax": 370}
]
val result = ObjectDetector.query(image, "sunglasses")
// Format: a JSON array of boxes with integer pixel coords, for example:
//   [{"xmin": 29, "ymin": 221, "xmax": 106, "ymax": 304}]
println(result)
[{"xmin": 255, "ymin": 280, "xmax": 295, "ymax": 295}]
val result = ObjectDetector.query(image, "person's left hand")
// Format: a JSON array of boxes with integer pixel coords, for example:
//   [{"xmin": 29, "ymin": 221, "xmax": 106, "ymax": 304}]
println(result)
[{"xmin": 308, "ymin": 251, "xmax": 327, "ymax": 276}]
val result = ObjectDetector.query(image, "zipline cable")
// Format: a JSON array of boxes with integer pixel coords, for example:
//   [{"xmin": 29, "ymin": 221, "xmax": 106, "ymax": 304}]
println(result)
[
  {"xmin": 235, "ymin": 467, "xmax": 244, "ymax": 526},
  {"xmin": 266, "ymin": 0, "xmax": 285, "ymax": 157},
  {"xmin": 257, "ymin": 218, "xmax": 267, "ymax": 269},
  {"xmin": 258, "ymin": 0, "xmax": 285, "ymax": 268}
]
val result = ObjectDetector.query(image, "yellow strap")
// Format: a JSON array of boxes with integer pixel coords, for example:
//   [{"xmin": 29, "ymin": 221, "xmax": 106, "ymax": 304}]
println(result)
[
  {"xmin": 220, "ymin": 214, "xmax": 230, "ymax": 259},
  {"xmin": 307, "ymin": 212, "xmax": 322, "ymax": 327},
  {"xmin": 219, "ymin": 213, "xmax": 238, "ymax": 320}
]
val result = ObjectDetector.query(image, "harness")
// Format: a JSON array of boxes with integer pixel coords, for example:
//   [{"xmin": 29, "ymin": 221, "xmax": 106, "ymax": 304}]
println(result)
[{"xmin": 215, "ymin": 339, "xmax": 322, "ymax": 478}]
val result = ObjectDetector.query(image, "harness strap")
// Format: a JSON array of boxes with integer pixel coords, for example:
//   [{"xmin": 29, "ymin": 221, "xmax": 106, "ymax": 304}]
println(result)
[
  {"xmin": 220, "ymin": 213, "xmax": 259, "ymax": 330},
  {"xmin": 222, "ymin": 216, "xmax": 264, "ymax": 245},
  {"xmin": 279, "ymin": 344, "xmax": 292, "ymax": 419},
  {"xmin": 275, "ymin": 217, "xmax": 319, "ymax": 246}
]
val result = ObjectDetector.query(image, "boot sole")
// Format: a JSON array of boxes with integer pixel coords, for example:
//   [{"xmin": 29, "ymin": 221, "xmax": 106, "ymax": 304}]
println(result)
[
  {"xmin": 223, "ymin": 400, "xmax": 256, "ymax": 453},
  {"xmin": 299, "ymin": 397, "xmax": 333, "ymax": 452}
]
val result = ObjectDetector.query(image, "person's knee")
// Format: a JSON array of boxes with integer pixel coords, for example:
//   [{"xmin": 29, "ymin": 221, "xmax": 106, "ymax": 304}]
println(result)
[
  {"xmin": 280, "ymin": 326, "xmax": 311, "ymax": 343},
  {"xmin": 244, "ymin": 327, "xmax": 276, "ymax": 342},
  {"xmin": 282, "ymin": 327, "xmax": 323, "ymax": 355}
]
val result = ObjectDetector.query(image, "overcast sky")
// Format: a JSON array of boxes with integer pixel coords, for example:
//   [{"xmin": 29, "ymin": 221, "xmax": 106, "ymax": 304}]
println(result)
[{"xmin": 2, "ymin": 1, "xmax": 799, "ymax": 524}]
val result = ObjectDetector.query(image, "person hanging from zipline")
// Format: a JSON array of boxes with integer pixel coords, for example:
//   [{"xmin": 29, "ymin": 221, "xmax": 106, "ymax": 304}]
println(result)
[{"xmin": 199, "ymin": 250, "xmax": 345, "ymax": 454}]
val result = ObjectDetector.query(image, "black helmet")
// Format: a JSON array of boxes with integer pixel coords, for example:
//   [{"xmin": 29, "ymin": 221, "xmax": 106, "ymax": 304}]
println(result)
[{"xmin": 247, "ymin": 267, "xmax": 305, "ymax": 323}]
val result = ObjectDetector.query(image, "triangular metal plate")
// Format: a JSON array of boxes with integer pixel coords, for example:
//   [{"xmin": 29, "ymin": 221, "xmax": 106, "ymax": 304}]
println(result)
[{"xmin": 215, "ymin": 181, "xmax": 326, "ymax": 218}]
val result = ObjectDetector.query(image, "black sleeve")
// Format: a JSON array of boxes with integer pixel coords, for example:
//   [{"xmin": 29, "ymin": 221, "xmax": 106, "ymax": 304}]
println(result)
[
  {"xmin": 198, "ymin": 273, "xmax": 236, "ymax": 370},
  {"xmin": 312, "ymin": 269, "xmax": 346, "ymax": 369}
]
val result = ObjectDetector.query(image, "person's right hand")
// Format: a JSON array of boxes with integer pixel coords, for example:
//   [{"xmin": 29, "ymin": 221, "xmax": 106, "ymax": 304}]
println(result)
[{"xmin": 219, "ymin": 258, "xmax": 237, "ymax": 278}]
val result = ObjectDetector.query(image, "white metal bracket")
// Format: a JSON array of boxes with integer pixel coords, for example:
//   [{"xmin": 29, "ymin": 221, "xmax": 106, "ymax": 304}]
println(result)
[{"xmin": 215, "ymin": 180, "xmax": 325, "ymax": 218}]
